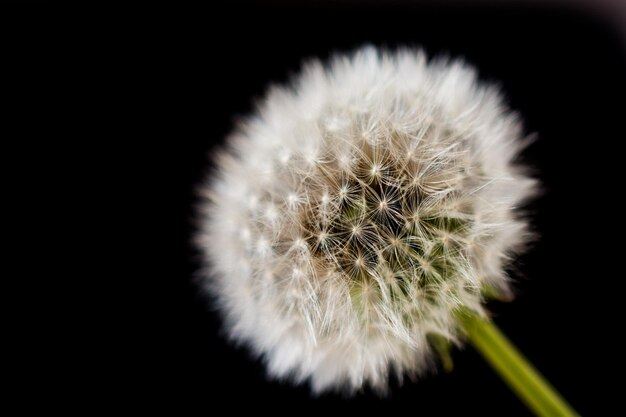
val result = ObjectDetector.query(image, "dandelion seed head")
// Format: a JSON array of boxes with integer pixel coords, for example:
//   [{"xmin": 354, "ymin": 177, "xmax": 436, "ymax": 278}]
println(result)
[{"xmin": 200, "ymin": 47, "xmax": 536, "ymax": 394}]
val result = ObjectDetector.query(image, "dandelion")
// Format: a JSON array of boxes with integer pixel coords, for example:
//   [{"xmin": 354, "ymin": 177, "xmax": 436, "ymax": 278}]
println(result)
[{"xmin": 198, "ymin": 47, "xmax": 578, "ymax": 417}]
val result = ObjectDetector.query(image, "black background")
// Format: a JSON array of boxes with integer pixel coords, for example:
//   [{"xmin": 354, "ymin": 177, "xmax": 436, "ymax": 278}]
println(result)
[{"xmin": 9, "ymin": 2, "xmax": 626, "ymax": 415}]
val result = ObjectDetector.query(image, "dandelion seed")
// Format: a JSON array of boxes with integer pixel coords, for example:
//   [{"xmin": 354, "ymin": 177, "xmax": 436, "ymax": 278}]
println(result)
[{"xmin": 199, "ymin": 47, "xmax": 538, "ymax": 394}]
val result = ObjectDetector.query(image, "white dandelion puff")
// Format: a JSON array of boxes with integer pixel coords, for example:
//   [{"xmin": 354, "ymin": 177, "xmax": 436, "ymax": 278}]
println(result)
[{"xmin": 198, "ymin": 46, "xmax": 537, "ymax": 394}]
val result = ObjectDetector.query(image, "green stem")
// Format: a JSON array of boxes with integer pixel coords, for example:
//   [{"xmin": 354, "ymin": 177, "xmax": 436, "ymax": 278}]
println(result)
[{"xmin": 460, "ymin": 312, "xmax": 580, "ymax": 417}]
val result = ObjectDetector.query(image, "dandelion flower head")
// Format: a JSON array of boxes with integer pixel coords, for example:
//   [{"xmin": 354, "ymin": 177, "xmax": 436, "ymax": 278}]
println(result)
[{"xmin": 199, "ymin": 47, "xmax": 536, "ymax": 394}]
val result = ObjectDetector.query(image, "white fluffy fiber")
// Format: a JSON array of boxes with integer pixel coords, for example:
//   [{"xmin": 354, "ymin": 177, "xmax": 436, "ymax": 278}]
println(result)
[{"xmin": 198, "ymin": 47, "xmax": 535, "ymax": 394}]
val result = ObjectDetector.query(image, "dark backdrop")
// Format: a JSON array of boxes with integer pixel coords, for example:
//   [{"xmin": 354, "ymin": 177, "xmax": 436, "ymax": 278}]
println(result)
[{"xmin": 13, "ymin": 3, "xmax": 624, "ymax": 415}]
